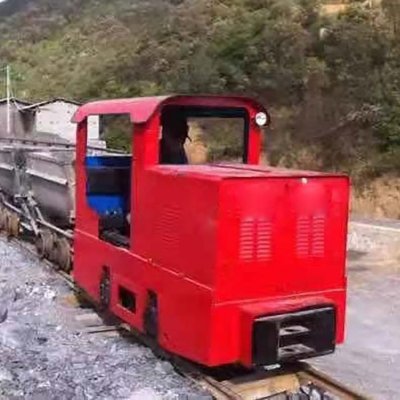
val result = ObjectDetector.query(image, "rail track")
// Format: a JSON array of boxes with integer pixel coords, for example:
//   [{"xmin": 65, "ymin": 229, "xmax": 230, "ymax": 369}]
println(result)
[{"xmin": 1, "ymin": 231, "xmax": 370, "ymax": 400}]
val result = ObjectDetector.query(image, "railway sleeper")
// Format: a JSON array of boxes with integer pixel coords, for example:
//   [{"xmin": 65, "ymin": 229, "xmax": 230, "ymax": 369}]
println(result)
[{"xmin": 187, "ymin": 362, "xmax": 369, "ymax": 400}]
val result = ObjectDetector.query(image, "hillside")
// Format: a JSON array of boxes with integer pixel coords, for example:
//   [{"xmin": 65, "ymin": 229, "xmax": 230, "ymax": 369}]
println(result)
[
  {"xmin": 0, "ymin": 0, "xmax": 399, "ymax": 216},
  {"xmin": 321, "ymin": 0, "xmax": 383, "ymax": 15}
]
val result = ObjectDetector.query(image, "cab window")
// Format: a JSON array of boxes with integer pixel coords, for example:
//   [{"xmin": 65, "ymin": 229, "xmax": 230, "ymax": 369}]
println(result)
[{"xmin": 160, "ymin": 106, "xmax": 249, "ymax": 165}]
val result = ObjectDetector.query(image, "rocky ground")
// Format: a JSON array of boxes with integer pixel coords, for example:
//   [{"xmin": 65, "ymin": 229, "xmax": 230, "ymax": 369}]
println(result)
[
  {"xmin": 0, "ymin": 220, "xmax": 399, "ymax": 400},
  {"xmin": 313, "ymin": 220, "xmax": 400, "ymax": 400},
  {"xmin": 0, "ymin": 238, "xmax": 210, "ymax": 400}
]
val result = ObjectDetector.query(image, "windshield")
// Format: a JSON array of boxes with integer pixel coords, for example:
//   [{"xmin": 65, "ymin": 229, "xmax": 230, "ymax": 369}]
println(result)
[{"xmin": 160, "ymin": 106, "xmax": 249, "ymax": 165}]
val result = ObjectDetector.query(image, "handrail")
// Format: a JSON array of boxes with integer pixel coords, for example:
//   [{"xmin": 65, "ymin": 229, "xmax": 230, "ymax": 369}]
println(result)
[{"xmin": 0, "ymin": 136, "xmax": 127, "ymax": 154}]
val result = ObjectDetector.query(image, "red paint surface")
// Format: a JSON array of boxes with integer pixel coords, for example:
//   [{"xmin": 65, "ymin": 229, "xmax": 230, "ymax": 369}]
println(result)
[{"xmin": 73, "ymin": 95, "xmax": 349, "ymax": 367}]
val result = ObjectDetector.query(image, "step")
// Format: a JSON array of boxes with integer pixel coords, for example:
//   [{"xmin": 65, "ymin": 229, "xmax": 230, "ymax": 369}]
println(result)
[
  {"xmin": 279, "ymin": 325, "xmax": 310, "ymax": 337},
  {"xmin": 279, "ymin": 344, "xmax": 314, "ymax": 359}
]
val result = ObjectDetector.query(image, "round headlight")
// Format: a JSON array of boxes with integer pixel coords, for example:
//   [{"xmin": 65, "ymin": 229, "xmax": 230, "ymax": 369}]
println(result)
[{"xmin": 255, "ymin": 112, "xmax": 268, "ymax": 127}]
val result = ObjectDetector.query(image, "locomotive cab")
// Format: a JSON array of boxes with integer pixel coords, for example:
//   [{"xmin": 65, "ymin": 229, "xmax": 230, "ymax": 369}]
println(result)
[{"xmin": 72, "ymin": 96, "xmax": 349, "ymax": 368}]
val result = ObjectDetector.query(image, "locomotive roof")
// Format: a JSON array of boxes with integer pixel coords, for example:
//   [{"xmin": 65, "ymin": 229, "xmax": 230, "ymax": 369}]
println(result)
[{"xmin": 72, "ymin": 95, "xmax": 267, "ymax": 125}]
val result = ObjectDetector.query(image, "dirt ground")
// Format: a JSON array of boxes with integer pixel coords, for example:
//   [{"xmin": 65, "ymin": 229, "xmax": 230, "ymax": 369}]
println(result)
[
  {"xmin": 351, "ymin": 177, "xmax": 400, "ymax": 220},
  {"xmin": 313, "ymin": 224, "xmax": 400, "ymax": 400}
]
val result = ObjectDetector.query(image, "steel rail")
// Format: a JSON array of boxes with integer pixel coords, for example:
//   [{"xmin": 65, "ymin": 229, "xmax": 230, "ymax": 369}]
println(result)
[{"xmin": 297, "ymin": 363, "xmax": 370, "ymax": 400}]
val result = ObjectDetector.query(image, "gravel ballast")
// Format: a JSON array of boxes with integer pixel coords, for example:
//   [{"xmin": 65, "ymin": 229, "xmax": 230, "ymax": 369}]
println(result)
[
  {"xmin": 1, "ymin": 220, "xmax": 399, "ymax": 400},
  {"xmin": 0, "ymin": 238, "xmax": 210, "ymax": 400}
]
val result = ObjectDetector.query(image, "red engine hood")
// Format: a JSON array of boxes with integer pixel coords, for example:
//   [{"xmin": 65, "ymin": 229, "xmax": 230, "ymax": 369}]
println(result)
[
  {"xmin": 151, "ymin": 163, "xmax": 346, "ymax": 180},
  {"xmin": 214, "ymin": 170, "xmax": 350, "ymax": 302}
]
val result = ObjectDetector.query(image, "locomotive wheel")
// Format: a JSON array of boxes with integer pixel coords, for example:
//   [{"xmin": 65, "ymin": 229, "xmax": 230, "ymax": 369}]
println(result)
[
  {"xmin": 55, "ymin": 237, "xmax": 72, "ymax": 273},
  {"xmin": 144, "ymin": 291, "xmax": 158, "ymax": 339},
  {"xmin": 36, "ymin": 230, "xmax": 54, "ymax": 260},
  {"xmin": 99, "ymin": 268, "xmax": 111, "ymax": 311},
  {"xmin": 1, "ymin": 210, "xmax": 10, "ymax": 234}
]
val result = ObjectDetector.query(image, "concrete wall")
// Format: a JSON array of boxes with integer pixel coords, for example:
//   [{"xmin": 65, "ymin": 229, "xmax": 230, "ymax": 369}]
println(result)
[
  {"xmin": 35, "ymin": 101, "xmax": 100, "ymax": 143},
  {"xmin": 0, "ymin": 102, "xmax": 34, "ymax": 137},
  {"xmin": 0, "ymin": 100, "xmax": 101, "ymax": 146}
]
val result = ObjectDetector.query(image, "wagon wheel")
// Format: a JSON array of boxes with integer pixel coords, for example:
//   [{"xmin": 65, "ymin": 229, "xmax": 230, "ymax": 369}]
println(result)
[
  {"xmin": 55, "ymin": 237, "xmax": 72, "ymax": 273},
  {"xmin": 36, "ymin": 230, "xmax": 54, "ymax": 260},
  {"xmin": 0, "ymin": 208, "xmax": 7, "ymax": 231},
  {"xmin": 6, "ymin": 213, "xmax": 20, "ymax": 239}
]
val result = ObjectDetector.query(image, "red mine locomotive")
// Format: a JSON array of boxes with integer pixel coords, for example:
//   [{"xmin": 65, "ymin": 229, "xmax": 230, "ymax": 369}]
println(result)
[
  {"xmin": 0, "ymin": 95, "xmax": 349, "ymax": 369},
  {"xmin": 72, "ymin": 95, "xmax": 349, "ymax": 368}
]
